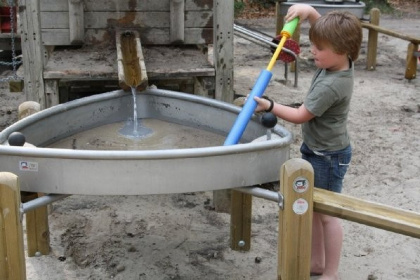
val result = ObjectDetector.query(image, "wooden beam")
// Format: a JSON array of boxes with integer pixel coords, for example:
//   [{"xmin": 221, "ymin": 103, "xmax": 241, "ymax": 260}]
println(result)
[
  {"xmin": 20, "ymin": 0, "xmax": 46, "ymax": 107},
  {"xmin": 212, "ymin": 0, "xmax": 234, "ymax": 213},
  {"xmin": 68, "ymin": 0, "xmax": 84, "ymax": 44},
  {"xmin": 314, "ymin": 188, "xmax": 420, "ymax": 239},
  {"xmin": 278, "ymin": 158, "xmax": 313, "ymax": 280},
  {"xmin": 41, "ymin": 27, "xmax": 213, "ymax": 46},
  {"xmin": 41, "ymin": 0, "xmax": 213, "ymax": 12},
  {"xmin": 0, "ymin": 172, "xmax": 26, "ymax": 280},
  {"xmin": 213, "ymin": 0, "xmax": 233, "ymax": 102},
  {"xmin": 41, "ymin": 11, "xmax": 213, "ymax": 29},
  {"xmin": 170, "ymin": 0, "xmax": 185, "ymax": 43},
  {"xmin": 45, "ymin": 80, "xmax": 60, "ymax": 107},
  {"xmin": 366, "ymin": 8, "xmax": 380, "ymax": 71},
  {"xmin": 405, "ymin": 43, "xmax": 418, "ymax": 80},
  {"xmin": 22, "ymin": 193, "xmax": 50, "ymax": 257},
  {"xmin": 361, "ymin": 22, "xmax": 420, "ymax": 45},
  {"xmin": 230, "ymin": 190, "xmax": 252, "ymax": 251}
]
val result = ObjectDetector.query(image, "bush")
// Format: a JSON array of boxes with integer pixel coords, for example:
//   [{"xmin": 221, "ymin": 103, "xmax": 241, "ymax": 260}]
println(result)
[
  {"xmin": 363, "ymin": 0, "xmax": 394, "ymax": 14},
  {"xmin": 234, "ymin": 0, "xmax": 246, "ymax": 17}
]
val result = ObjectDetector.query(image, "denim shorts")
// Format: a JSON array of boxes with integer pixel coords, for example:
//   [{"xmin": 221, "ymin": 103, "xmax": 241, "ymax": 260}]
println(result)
[{"xmin": 300, "ymin": 143, "xmax": 352, "ymax": 193}]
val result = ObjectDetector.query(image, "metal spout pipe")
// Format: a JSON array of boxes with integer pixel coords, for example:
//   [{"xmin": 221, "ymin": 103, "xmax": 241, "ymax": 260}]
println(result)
[{"xmin": 21, "ymin": 194, "xmax": 70, "ymax": 214}]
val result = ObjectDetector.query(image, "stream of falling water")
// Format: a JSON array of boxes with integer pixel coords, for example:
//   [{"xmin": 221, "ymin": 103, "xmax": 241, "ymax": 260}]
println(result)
[
  {"xmin": 131, "ymin": 87, "xmax": 138, "ymax": 136},
  {"xmin": 118, "ymin": 87, "xmax": 152, "ymax": 139}
]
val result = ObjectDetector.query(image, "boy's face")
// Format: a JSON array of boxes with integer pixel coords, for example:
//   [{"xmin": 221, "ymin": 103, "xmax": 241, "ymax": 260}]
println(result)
[{"xmin": 310, "ymin": 42, "xmax": 348, "ymax": 71}]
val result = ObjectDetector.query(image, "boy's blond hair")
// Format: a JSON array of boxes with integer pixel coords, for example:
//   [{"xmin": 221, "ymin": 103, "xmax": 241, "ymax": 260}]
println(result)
[{"xmin": 309, "ymin": 11, "xmax": 362, "ymax": 61}]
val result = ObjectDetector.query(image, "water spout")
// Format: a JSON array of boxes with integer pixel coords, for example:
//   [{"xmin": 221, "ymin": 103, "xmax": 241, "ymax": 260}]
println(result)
[{"xmin": 116, "ymin": 30, "xmax": 148, "ymax": 90}]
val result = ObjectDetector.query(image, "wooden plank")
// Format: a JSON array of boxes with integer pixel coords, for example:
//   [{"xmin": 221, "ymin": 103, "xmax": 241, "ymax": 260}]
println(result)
[
  {"xmin": 366, "ymin": 8, "xmax": 380, "ymax": 71},
  {"xmin": 213, "ymin": 0, "xmax": 234, "ymax": 103},
  {"xmin": 41, "ymin": 0, "xmax": 213, "ymax": 12},
  {"xmin": 88, "ymin": 0, "xmax": 212, "ymax": 11},
  {"xmin": 405, "ymin": 43, "xmax": 418, "ymax": 80},
  {"xmin": 185, "ymin": 0, "xmax": 213, "ymax": 10},
  {"xmin": 0, "ymin": 209, "xmax": 6, "ymax": 280},
  {"xmin": 314, "ymin": 188, "xmax": 420, "ymax": 239},
  {"xmin": 68, "ymin": 0, "xmax": 84, "ymax": 44},
  {"xmin": 185, "ymin": 11, "xmax": 213, "ymax": 28},
  {"xmin": 40, "ymin": 0, "xmax": 168, "ymax": 11},
  {"xmin": 43, "ymin": 70, "xmax": 118, "ymax": 80},
  {"xmin": 41, "ymin": 29, "xmax": 69, "ymax": 45},
  {"xmin": 21, "ymin": 0, "xmax": 46, "ymax": 108},
  {"xmin": 45, "ymin": 79, "xmax": 60, "ymax": 107},
  {"xmin": 41, "ymin": 28, "xmax": 213, "ymax": 45},
  {"xmin": 230, "ymin": 190, "xmax": 252, "ymax": 251},
  {"xmin": 40, "ymin": 0, "xmax": 68, "ymax": 11},
  {"xmin": 85, "ymin": 12, "xmax": 171, "ymax": 28},
  {"xmin": 213, "ymin": 0, "xmax": 233, "ymax": 103},
  {"xmin": 170, "ymin": 0, "xmax": 185, "ymax": 43},
  {"xmin": 25, "ymin": 200, "xmax": 50, "ymax": 257},
  {"xmin": 212, "ymin": 0, "xmax": 234, "ymax": 212},
  {"xmin": 0, "ymin": 172, "xmax": 26, "ymax": 280},
  {"xmin": 361, "ymin": 22, "xmax": 420, "ymax": 45},
  {"xmin": 43, "ymin": 44, "xmax": 214, "ymax": 80},
  {"xmin": 44, "ymin": 66, "xmax": 214, "ymax": 80},
  {"xmin": 278, "ymin": 159, "xmax": 313, "ymax": 280},
  {"xmin": 40, "ymin": 11, "xmax": 212, "ymax": 29}
]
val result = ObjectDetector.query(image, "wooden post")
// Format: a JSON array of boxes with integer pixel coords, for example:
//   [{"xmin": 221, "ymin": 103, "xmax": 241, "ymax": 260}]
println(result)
[
  {"xmin": 68, "ymin": 0, "xmax": 84, "ymax": 45},
  {"xmin": 18, "ymin": 101, "xmax": 41, "ymax": 120},
  {"xmin": 0, "ymin": 172, "xmax": 26, "ymax": 280},
  {"xmin": 22, "ymin": 193, "xmax": 50, "ymax": 257},
  {"xmin": 275, "ymin": 1, "xmax": 287, "ymax": 34},
  {"xmin": 278, "ymin": 158, "xmax": 313, "ymax": 280},
  {"xmin": 275, "ymin": 1, "xmax": 298, "ymax": 74},
  {"xmin": 405, "ymin": 43, "xmax": 418, "ymax": 80},
  {"xmin": 45, "ymin": 80, "xmax": 60, "ymax": 107},
  {"xmin": 170, "ymin": 0, "xmax": 185, "ymax": 43},
  {"xmin": 213, "ymin": 0, "xmax": 234, "ymax": 103},
  {"xmin": 366, "ymin": 8, "xmax": 380, "ymax": 71},
  {"xmin": 213, "ymin": 0, "xmax": 234, "ymax": 213},
  {"xmin": 20, "ymin": 0, "xmax": 46, "ymax": 107},
  {"xmin": 17, "ymin": 102, "xmax": 51, "ymax": 257},
  {"xmin": 230, "ymin": 190, "xmax": 252, "ymax": 251}
]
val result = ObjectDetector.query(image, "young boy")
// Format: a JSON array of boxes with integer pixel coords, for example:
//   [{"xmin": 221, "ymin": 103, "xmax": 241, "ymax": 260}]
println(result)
[{"xmin": 254, "ymin": 4, "xmax": 362, "ymax": 280}]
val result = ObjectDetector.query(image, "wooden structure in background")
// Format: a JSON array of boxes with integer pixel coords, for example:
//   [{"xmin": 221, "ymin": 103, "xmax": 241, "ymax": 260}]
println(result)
[
  {"xmin": 19, "ymin": 0, "xmax": 234, "ymax": 108},
  {"xmin": 362, "ymin": 8, "xmax": 420, "ymax": 80}
]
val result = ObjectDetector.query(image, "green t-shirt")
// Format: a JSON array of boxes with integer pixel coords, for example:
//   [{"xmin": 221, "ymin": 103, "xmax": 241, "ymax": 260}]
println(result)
[{"xmin": 302, "ymin": 62, "xmax": 354, "ymax": 151}]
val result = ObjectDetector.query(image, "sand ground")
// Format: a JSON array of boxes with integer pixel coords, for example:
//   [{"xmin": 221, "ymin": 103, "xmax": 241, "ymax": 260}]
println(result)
[{"xmin": 0, "ymin": 11, "xmax": 419, "ymax": 280}]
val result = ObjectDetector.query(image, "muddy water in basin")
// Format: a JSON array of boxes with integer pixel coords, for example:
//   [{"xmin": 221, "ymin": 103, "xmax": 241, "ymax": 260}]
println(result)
[{"xmin": 48, "ymin": 119, "xmax": 226, "ymax": 150}]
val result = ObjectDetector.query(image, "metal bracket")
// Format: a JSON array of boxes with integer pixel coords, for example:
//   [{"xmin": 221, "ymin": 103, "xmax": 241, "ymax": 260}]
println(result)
[{"xmin": 278, "ymin": 192, "xmax": 284, "ymax": 210}]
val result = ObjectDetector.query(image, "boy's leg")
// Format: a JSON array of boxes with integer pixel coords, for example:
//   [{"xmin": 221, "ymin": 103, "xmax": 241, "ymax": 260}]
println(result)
[{"xmin": 319, "ymin": 214, "xmax": 343, "ymax": 280}]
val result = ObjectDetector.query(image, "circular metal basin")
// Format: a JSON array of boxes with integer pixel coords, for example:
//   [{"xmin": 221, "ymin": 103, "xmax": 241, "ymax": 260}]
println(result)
[{"xmin": 0, "ymin": 89, "xmax": 292, "ymax": 195}]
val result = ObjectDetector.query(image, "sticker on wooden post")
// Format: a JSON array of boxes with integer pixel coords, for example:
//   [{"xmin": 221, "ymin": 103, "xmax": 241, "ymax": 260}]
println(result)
[
  {"xmin": 293, "ymin": 176, "xmax": 309, "ymax": 193},
  {"xmin": 292, "ymin": 198, "xmax": 309, "ymax": 215}
]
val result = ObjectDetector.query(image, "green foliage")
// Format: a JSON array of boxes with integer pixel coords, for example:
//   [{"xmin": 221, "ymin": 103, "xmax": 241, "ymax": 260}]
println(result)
[
  {"xmin": 234, "ymin": 0, "xmax": 246, "ymax": 17},
  {"xmin": 363, "ymin": 0, "xmax": 394, "ymax": 14}
]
